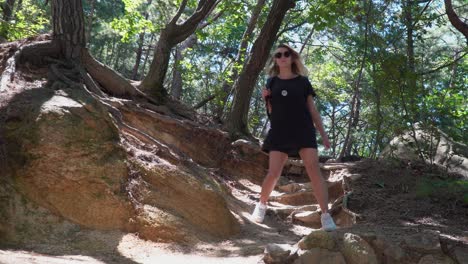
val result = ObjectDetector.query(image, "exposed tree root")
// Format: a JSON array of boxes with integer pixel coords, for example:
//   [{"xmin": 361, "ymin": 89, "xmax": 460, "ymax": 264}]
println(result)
[
  {"xmin": 81, "ymin": 49, "xmax": 158, "ymax": 105},
  {"xmin": 18, "ymin": 40, "xmax": 60, "ymax": 66},
  {"xmin": 330, "ymin": 190, "xmax": 363, "ymax": 225},
  {"xmin": 0, "ymin": 48, "xmax": 20, "ymax": 92}
]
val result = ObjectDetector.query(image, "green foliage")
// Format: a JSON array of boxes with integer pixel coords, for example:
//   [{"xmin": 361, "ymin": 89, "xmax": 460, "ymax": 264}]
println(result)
[
  {"xmin": 110, "ymin": 0, "xmax": 154, "ymax": 42},
  {"xmin": 1, "ymin": 0, "xmax": 49, "ymax": 41}
]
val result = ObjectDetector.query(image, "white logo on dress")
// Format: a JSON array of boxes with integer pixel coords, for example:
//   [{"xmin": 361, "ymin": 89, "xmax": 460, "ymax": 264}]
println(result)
[{"xmin": 281, "ymin": 90, "xmax": 288, "ymax": 96}]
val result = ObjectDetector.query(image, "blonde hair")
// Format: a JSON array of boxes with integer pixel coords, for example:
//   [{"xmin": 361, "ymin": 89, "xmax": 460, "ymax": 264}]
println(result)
[{"xmin": 266, "ymin": 44, "xmax": 308, "ymax": 77}]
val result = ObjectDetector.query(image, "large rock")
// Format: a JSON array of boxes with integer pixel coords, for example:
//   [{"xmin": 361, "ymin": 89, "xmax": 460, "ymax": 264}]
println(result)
[
  {"xmin": 298, "ymin": 230, "xmax": 336, "ymax": 250},
  {"xmin": 131, "ymin": 163, "xmax": 239, "ymax": 241},
  {"xmin": 1, "ymin": 85, "xmax": 239, "ymax": 243},
  {"xmin": 372, "ymin": 237, "xmax": 405, "ymax": 263},
  {"xmin": 380, "ymin": 125, "xmax": 468, "ymax": 178},
  {"xmin": 263, "ymin": 243, "xmax": 296, "ymax": 264},
  {"xmin": 403, "ymin": 230, "xmax": 442, "ymax": 254},
  {"xmin": 341, "ymin": 232, "xmax": 378, "ymax": 264},
  {"xmin": 294, "ymin": 248, "xmax": 346, "ymax": 264},
  {"xmin": 3, "ymin": 90, "xmax": 133, "ymax": 230},
  {"xmin": 220, "ymin": 139, "xmax": 269, "ymax": 184}
]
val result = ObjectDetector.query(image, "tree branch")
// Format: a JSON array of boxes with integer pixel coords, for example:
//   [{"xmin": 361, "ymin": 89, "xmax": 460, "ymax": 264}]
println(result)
[
  {"xmin": 419, "ymin": 51, "xmax": 467, "ymax": 75},
  {"xmin": 169, "ymin": 0, "xmax": 188, "ymax": 25},
  {"xmin": 444, "ymin": 0, "xmax": 468, "ymax": 44}
]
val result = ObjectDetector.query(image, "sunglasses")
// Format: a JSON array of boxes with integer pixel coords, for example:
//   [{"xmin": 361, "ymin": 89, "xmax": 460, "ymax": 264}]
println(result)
[{"xmin": 274, "ymin": 51, "xmax": 291, "ymax": 59}]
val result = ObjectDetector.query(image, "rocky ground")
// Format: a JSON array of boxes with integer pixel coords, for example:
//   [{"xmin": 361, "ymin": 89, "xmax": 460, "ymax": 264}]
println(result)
[{"xmin": 1, "ymin": 159, "xmax": 467, "ymax": 264}]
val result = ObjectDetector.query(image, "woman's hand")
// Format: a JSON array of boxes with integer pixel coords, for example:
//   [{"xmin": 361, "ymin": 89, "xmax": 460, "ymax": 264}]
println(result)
[
  {"xmin": 262, "ymin": 88, "xmax": 271, "ymax": 100},
  {"xmin": 322, "ymin": 136, "xmax": 331, "ymax": 150}
]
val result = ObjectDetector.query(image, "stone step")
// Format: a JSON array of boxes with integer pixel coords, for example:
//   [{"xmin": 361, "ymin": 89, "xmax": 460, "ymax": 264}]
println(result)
[
  {"xmin": 293, "ymin": 211, "xmax": 321, "ymax": 228},
  {"xmin": 276, "ymin": 181, "xmax": 343, "ymax": 202},
  {"xmin": 271, "ymin": 190, "xmax": 316, "ymax": 206},
  {"xmin": 270, "ymin": 204, "xmax": 319, "ymax": 218}
]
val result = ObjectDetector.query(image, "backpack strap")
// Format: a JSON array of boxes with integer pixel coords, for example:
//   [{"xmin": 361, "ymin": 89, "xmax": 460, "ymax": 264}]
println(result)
[{"xmin": 265, "ymin": 77, "xmax": 275, "ymax": 120}]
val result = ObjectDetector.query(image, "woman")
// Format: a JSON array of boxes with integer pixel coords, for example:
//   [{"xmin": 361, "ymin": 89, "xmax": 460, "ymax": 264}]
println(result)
[{"xmin": 251, "ymin": 44, "xmax": 336, "ymax": 231}]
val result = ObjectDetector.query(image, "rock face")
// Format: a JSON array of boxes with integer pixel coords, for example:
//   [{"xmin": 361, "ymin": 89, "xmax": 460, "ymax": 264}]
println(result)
[
  {"xmin": 0, "ymin": 81, "xmax": 239, "ymax": 244},
  {"xmin": 380, "ymin": 125, "xmax": 468, "ymax": 178},
  {"xmin": 129, "ymin": 163, "xmax": 239, "ymax": 241},
  {"xmin": 3, "ymin": 89, "xmax": 133, "ymax": 230}
]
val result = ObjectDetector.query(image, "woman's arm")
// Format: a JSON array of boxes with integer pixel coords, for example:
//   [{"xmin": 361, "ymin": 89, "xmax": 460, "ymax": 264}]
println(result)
[
  {"xmin": 306, "ymin": 96, "xmax": 330, "ymax": 149},
  {"xmin": 263, "ymin": 87, "xmax": 272, "ymax": 114}
]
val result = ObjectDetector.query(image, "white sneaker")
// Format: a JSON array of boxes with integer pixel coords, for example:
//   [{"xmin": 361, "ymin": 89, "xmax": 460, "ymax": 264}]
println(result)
[
  {"xmin": 321, "ymin": 213, "xmax": 337, "ymax": 231},
  {"xmin": 251, "ymin": 202, "xmax": 267, "ymax": 223}
]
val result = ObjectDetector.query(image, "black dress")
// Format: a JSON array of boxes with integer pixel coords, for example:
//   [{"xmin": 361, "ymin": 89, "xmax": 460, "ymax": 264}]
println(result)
[{"xmin": 262, "ymin": 75, "xmax": 318, "ymax": 158}]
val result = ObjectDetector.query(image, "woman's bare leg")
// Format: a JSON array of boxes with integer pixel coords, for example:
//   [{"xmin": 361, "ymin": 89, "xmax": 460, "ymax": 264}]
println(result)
[
  {"xmin": 259, "ymin": 151, "xmax": 288, "ymax": 204},
  {"xmin": 299, "ymin": 148, "xmax": 329, "ymax": 213}
]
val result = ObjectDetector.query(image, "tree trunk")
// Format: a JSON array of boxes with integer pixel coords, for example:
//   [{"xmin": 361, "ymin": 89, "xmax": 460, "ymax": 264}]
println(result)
[
  {"xmin": 226, "ymin": 0, "xmax": 296, "ymax": 137},
  {"xmin": 2, "ymin": 0, "xmax": 15, "ymax": 21},
  {"xmin": 404, "ymin": 0, "xmax": 417, "ymax": 103},
  {"xmin": 444, "ymin": 0, "xmax": 468, "ymax": 43},
  {"xmin": 215, "ymin": 0, "xmax": 266, "ymax": 120},
  {"xmin": 171, "ymin": 35, "xmax": 197, "ymax": 99},
  {"xmin": 371, "ymin": 63, "xmax": 383, "ymax": 158},
  {"xmin": 338, "ymin": 0, "xmax": 371, "ymax": 160},
  {"xmin": 51, "ymin": 0, "xmax": 87, "ymax": 60},
  {"xmin": 140, "ymin": 34, "xmax": 155, "ymax": 80},
  {"xmin": 131, "ymin": 0, "xmax": 153, "ymax": 80},
  {"xmin": 141, "ymin": 0, "xmax": 218, "ymax": 102},
  {"xmin": 170, "ymin": 47, "xmax": 184, "ymax": 99},
  {"xmin": 106, "ymin": 36, "xmax": 117, "ymax": 65},
  {"xmin": 132, "ymin": 32, "xmax": 146, "ymax": 80},
  {"xmin": 299, "ymin": 25, "xmax": 315, "ymax": 55},
  {"xmin": 0, "ymin": 0, "xmax": 16, "ymax": 39}
]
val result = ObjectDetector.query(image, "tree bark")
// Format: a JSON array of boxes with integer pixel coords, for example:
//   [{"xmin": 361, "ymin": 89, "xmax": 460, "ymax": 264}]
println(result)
[
  {"xmin": 0, "ymin": 0, "xmax": 16, "ymax": 39},
  {"xmin": 170, "ymin": 35, "xmax": 197, "ymax": 99},
  {"xmin": 171, "ymin": 10, "xmax": 223, "ymax": 100},
  {"xmin": 404, "ymin": 0, "xmax": 417, "ymax": 100},
  {"xmin": 82, "ymin": 50, "xmax": 139, "ymax": 97},
  {"xmin": 131, "ymin": 0, "xmax": 153, "ymax": 80},
  {"xmin": 215, "ymin": 0, "xmax": 266, "ymax": 120},
  {"xmin": 226, "ymin": 0, "xmax": 296, "ymax": 136},
  {"xmin": 132, "ymin": 31, "xmax": 146, "ymax": 80},
  {"xmin": 51, "ymin": 0, "xmax": 87, "ymax": 60},
  {"xmin": 444, "ymin": 0, "xmax": 468, "ymax": 43},
  {"xmin": 141, "ymin": 0, "xmax": 219, "ymax": 102},
  {"xmin": 338, "ymin": 0, "xmax": 371, "ymax": 160},
  {"xmin": 140, "ymin": 34, "xmax": 155, "ymax": 80},
  {"xmin": 2, "ymin": 0, "xmax": 15, "ymax": 22}
]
